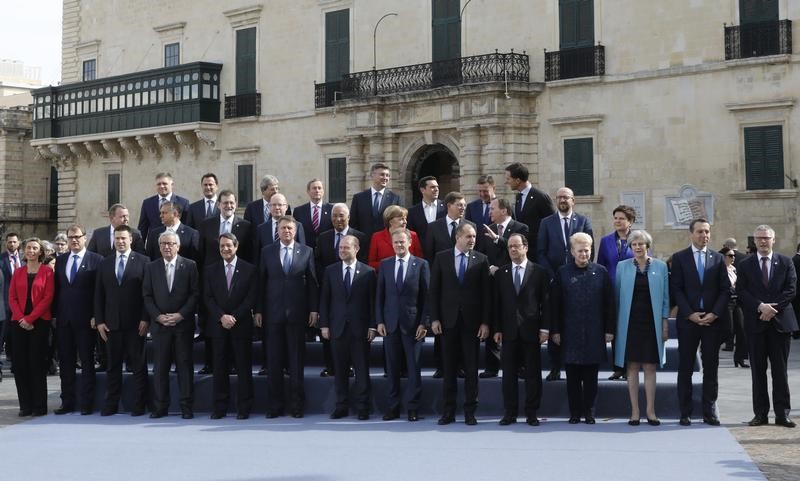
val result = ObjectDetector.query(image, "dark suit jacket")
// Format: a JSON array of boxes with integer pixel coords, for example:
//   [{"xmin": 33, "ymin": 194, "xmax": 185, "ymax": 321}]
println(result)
[
  {"xmin": 670, "ymin": 246, "xmax": 731, "ymax": 324},
  {"xmin": 376, "ymin": 255, "xmax": 430, "ymax": 335},
  {"xmin": 514, "ymin": 186, "xmax": 555, "ymax": 256},
  {"xmin": 736, "ymin": 253, "xmax": 798, "ymax": 334},
  {"xmin": 0, "ymin": 251, "xmax": 14, "ymax": 310},
  {"xmin": 257, "ymin": 242, "xmax": 319, "ymax": 324},
  {"xmin": 465, "ymin": 198, "xmax": 492, "ymax": 227},
  {"xmin": 493, "ymin": 261, "xmax": 550, "ymax": 342},
  {"xmin": 423, "ymin": 217, "xmax": 476, "ymax": 263},
  {"xmin": 243, "ymin": 198, "xmax": 292, "ymax": 227},
  {"xmin": 53, "ymin": 250, "xmax": 104, "ymax": 327},
  {"xmin": 254, "ymin": 219, "xmax": 306, "ymax": 265},
  {"xmin": 204, "ymin": 259, "xmax": 258, "ymax": 338},
  {"xmin": 536, "ymin": 212, "xmax": 594, "ymax": 277},
  {"xmin": 87, "ymin": 225, "xmax": 146, "ymax": 257},
  {"xmin": 429, "ymin": 248, "xmax": 491, "ymax": 331},
  {"xmin": 137, "ymin": 194, "xmax": 190, "ymax": 242},
  {"xmin": 185, "ymin": 198, "xmax": 220, "ymax": 229},
  {"xmin": 145, "ymin": 223, "xmax": 199, "ymax": 261},
  {"xmin": 293, "ymin": 202, "xmax": 333, "ymax": 249},
  {"xmin": 94, "ymin": 251, "xmax": 147, "ymax": 330},
  {"xmin": 406, "ymin": 200, "xmax": 446, "ymax": 246},
  {"xmin": 482, "ymin": 219, "xmax": 529, "ymax": 268},
  {"xmin": 198, "ymin": 216, "xmax": 253, "ymax": 266},
  {"xmin": 319, "ymin": 261, "xmax": 376, "ymax": 339},
  {"xmin": 314, "ymin": 228, "xmax": 367, "ymax": 279},
  {"xmin": 142, "ymin": 255, "xmax": 200, "ymax": 325},
  {"xmin": 349, "ymin": 188, "xmax": 402, "ymax": 242}
]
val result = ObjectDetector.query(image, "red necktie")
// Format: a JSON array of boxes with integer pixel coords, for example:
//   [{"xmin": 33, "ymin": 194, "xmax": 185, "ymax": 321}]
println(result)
[{"xmin": 312, "ymin": 205, "xmax": 320, "ymax": 233}]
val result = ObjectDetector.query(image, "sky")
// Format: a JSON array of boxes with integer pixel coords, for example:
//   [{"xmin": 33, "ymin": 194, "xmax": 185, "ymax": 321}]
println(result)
[{"xmin": 1, "ymin": 0, "xmax": 63, "ymax": 85}]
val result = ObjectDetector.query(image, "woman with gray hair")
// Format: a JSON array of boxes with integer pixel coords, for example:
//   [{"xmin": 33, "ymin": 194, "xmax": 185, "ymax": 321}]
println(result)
[{"xmin": 614, "ymin": 229, "xmax": 670, "ymax": 426}]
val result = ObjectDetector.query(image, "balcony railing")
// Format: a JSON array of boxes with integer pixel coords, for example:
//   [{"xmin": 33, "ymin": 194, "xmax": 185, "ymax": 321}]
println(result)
[
  {"xmin": 32, "ymin": 62, "xmax": 222, "ymax": 139},
  {"xmin": 725, "ymin": 19, "xmax": 792, "ymax": 60},
  {"xmin": 0, "ymin": 204, "xmax": 57, "ymax": 222},
  {"xmin": 545, "ymin": 45, "xmax": 605, "ymax": 81},
  {"xmin": 315, "ymin": 51, "xmax": 529, "ymax": 107},
  {"xmin": 224, "ymin": 92, "xmax": 261, "ymax": 118}
]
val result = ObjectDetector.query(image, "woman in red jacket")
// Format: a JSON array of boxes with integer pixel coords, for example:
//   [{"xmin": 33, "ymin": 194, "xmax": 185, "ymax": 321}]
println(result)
[
  {"xmin": 368, "ymin": 205, "xmax": 424, "ymax": 270},
  {"xmin": 9, "ymin": 237, "xmax": 55, "ymax": 417}
]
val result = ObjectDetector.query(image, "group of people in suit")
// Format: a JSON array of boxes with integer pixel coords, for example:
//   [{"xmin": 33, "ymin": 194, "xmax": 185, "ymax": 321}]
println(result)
[{"xmin": 0, "ymin": 163, "xmax": 796, "ymax": 429}]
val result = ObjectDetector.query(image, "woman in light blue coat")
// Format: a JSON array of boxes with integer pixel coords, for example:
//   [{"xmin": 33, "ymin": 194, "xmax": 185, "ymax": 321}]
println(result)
[{"xmin": 615, "ymin": 230, "xmax": 670, "ymax": 426}]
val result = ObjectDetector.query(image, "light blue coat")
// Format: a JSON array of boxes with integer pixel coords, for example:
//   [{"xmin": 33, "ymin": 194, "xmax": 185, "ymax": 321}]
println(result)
[{"xmin": 614, "ymin": 258, "xmax": 670, "ymax": 367}]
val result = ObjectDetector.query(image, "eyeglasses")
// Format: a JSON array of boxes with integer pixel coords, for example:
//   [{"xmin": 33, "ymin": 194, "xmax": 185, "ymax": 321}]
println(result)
[
  {"xmin": 67, "ymin": 234, "xmax": 85, "ymax": 240},
  {"xmin": 159, "ymin": 241, "xmax": 178, "ymax": 246}
]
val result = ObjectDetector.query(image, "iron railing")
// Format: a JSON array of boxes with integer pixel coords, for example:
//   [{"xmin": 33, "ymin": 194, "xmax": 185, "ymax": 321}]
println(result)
[
  {"xmin": 545, "ymin": 45, "xmax": 605, "ymax": 81},
  {"xmin": 315, "ymin": 51, "xmax": 529, "ymax": 107},
  {"xmin": 725, "ymin": 19, "xmax": 792, "ymax": 60},
  {"xmin": 224, "ymin": 92, "xmax": 261, "ymax": 118},
  {"xmin": 0, "ymin": 204, "xmax": 57, "ymax": 221}
]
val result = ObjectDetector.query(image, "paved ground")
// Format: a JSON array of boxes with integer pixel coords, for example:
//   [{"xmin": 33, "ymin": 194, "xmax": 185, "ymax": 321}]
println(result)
[{"xmin": 0, "ymin": 342, "xmax": 798, "ymax": 480}]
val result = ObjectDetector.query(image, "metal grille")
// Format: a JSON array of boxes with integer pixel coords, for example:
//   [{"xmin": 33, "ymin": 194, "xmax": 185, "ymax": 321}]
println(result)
[
  {"xmin": 545, "ymin": 45, "xmax": 605, "ymax": 82},
  {"xmin": 224, "ymin": 92, "xmax": 261, "ymax": 118},
  {"xmin": 725, "ymin": 19, "xmax": 792, "ymax": 60}
]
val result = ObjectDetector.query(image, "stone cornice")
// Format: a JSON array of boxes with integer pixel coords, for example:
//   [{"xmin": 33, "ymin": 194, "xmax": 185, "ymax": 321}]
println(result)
[{"xmin": 223, "ymin": 5, "xmax": 263, "ymax": 28}]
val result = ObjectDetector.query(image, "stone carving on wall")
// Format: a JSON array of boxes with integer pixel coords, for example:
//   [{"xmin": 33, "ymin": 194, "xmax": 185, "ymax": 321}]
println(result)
[{"xmin": 664, "ymin": 184, "xmax": 713, "ymax": 229}]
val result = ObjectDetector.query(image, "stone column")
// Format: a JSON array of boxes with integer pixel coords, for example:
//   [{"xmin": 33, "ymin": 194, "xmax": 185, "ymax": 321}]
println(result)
[
  {"xmin": 346, "ymin": 135, "xmax": 366, "ymax": 198},
  {"xmin": 457, "ymin": 125, "xmax": 482, "ymax": 194},
  {"xmin": 53, "ymin": 156, "xmax": 78, "ymax": 231}
]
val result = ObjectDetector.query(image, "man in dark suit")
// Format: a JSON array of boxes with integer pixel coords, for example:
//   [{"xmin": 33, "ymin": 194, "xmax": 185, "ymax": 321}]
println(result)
[
  {"xmin": 205, "ymin": 232, "xmax": 258, "ymax": 420},
  {"xmin": 94, "ymin": 225, "xmax": 149, "ymax": 416},
  {"xmin": 314, "ymin": 203, "xmax": 367, "ymax": 377},
  {"xmin": 429, "ymin": 223, "xmax": 491, "ymax": 425},
  {"xmin": 349, "ymin": 162, "xmax": 401, "ymax": 252},
  {"xmin": 376, "ymin": 228, "xmax": 429, "ymax": 422},
  {"xmin": 736, "ymin": 224, "xmax": 798, "ymax": 428},
  {"xmin": 143, "ymin": 231, "xmax": 200, "ymax": 419},
  {"xmin": 465, "ymin": 175, "xmax": 497, "ymax": 227},
  {"xmin": 423, "ymin": 191, "xmax": 474, "ymax": 262},
  {"xmin": 320, "ymin": 235, "xmax": 376, "ymax": 420},
  {"xmin": 53, "ymin": 224, "xmax": 104, "ymax": 415},
  {"xmin": 254, "ymin": 193, "xmax": 306, "ymax": 266},
  {"xmin": 87, "ymin": 204, "xmax": 146, "ymax": 257},
  {"xmin": 293, "ymin": 178, "xmax": 333, "ymax": 249},
  {"xmin": 0, "ymin": 232, "xmax": 20, "ymax": 371},
  {"xmin": 145, "ymin": 201, "xmax": 199, "ymax": 261},
  {"xmin": 406, "ymin": 176, "xmax": 445, "ymax": 246},
  {"xmin": 255, "ymin": 215, "xmax": 319, "ymax": 418},
  {"xmin": 137, "ymin": 172, "xmax": 190, "ymax": 243},
  {"xmin": 493, "ymin": 233, "xmax": 550, "ymax": 426},
  {"xmin": 243, "ymin": 174, "xmax": 291, "ymax": 227},
  {"xmin": 536, "ymin": 187, "xmax": 594, "ymax": 381},
  {"xmin": 671, "ymin": 219, "xmax": 730, "ymax": 426},
  {"xmin": 184, "ymin": 173, "xmax": 220, "ymax": 229},
  {"xmin": 504, "ymin": 162, "xmax": 555, "ymax": 257}
]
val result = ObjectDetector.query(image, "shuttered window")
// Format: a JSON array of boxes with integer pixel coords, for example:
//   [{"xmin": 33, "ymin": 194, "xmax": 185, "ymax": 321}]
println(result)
[
  {"xmin": 564, "ymin": 138, "xmax": 593, "ymax": 196},
  {"xmin": 559, "ymin": 0, "xmax": 594, "ymax": 49},
  {"xmin": 107, "ymin": 173, "xmax": 120, "ymax": 206},
  {"xmin": 739, "ymin": 0, "xmax": 778, "ymax": 24},
  {"xmin": 325, "ymin": 9, "xmax": 349, "ymax": 82},
  {"xmin": 432, "ymin": 0, "xmax": 461, "ymax": 62},
  {"xmin": 328, "ymin": 157, "xmax": 347, "ymax": 203},
  {"xmin": 235, "ymin": 27, "xmax": 257, "ymax": 94},
  {"xmin": 237, "ymin": 164, "xmax": 254, "ymax": 205},
  {"xmin": 745, "ymin": 126, "xmax": 784, "ymax": 190}
]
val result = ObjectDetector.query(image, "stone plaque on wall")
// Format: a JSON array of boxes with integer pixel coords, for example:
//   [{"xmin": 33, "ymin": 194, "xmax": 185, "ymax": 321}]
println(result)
[
  {"xmin": 620, "ymin": 191, "xmax": 646, "ymax": 230},
  {"xmin": 664, "ymin": 184, "xmax": 713, "ymax": 229}
]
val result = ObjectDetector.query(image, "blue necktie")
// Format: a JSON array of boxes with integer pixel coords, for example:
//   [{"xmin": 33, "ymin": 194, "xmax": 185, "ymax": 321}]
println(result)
[
  {"xmin": 514, "ymin": 192, "xmax": 523, "ymax": 219},
  {"xmin": 483, "ymin": 203, "xmax": 490, "ymax": 225},
  {"xmin": 70, "ymin": 254, "xmax": 79, "ymax": 283},
  {"xmin": 458, "ymin": 253, "xmax": 466, "ymax": 284},
  {"xmin": 344, "ymin": 266, "xmax": 352, "ymax": 295},
  {"xmin": 282, "ymin": 246, "xmax": 292, "ymax": 274},
  {"xmin": 395, "ymin": 258, "xmax": 404, "ymax": 292},
  {"xmin": 334, "ymin": 232, "xmax": 342, "ymax": 251},
  {"xmin": 116, "ymin": 254, "xmax": 125, "ymax": 285},
  {"xmin": 514, "ymin": 265, "xmax": 522, "ymax": 294},
  {"xmin": 372, "ymin": 192, "xmax": 382, "ymax": 218},
  {"xmin": 696, "ymin": 250, "xmax": 705, "ymax": 309}
]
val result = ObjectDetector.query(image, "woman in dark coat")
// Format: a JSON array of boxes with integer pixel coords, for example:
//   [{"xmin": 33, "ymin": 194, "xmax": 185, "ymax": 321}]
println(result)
[{"xmin": 552, "ymin": 232, "xmax": 615, "ymax": 424}]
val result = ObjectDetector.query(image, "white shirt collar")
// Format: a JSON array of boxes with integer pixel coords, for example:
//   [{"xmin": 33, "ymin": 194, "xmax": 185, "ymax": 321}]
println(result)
[
  {"xmin": 446, "ymin": 215, "xmax": 460, "ymax": 224},
  {"xmin": 219, "ymin": 213, "xmax": 234, "ymax": 224},
  {"xmin": 162, "ymin": 257, "xmax": 176, "ymax": 268},
  {"xmin": 225, "ymin": 256, "xmax": 238, "ymax": 269},
  {"xmin": 70, "ymin": 248, "xmax": 87, "ymax": 259},
  {"xmin": 116, "ymin": 249, "xmax": 131, "ymax": 260},
  {"xmin": 396, "ymin": 252, "xmax": 411, "ymax": 263},
  {"xmin": 280, "ymin": 241, "xmax": 295, "ymax": 250},
  {"xmin": 454, "ymin": 247, "xmax": 468, "ymax": 257}
]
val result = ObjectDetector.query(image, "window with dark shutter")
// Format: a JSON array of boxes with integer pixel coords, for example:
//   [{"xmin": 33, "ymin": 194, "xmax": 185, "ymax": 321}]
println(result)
[
  {"xmin": 564, "ymin": 138, "xmax": 594, "ymax": 196},
  {"xmin": 739, "ymin": 0, "xmax": 778, "ymax": 24},
  {"xmin": 237, "ymin": 164, "xmax": 254, "ymax": 205},
  {"xmin": 235, "ymin": 27, "xmax": 257, "ymax": 94},
  {"xmin": 328, "ymin": 157, "xmax": 347, "ymax": 203},
  {"xmin": 107, "ymin": 173, "xmax": 120, "ymax": 206},
  {"xmin": 745, "ymin": 126, "xmax": 784, "ymax": 190},
  {"xmin": 559, "ymin": 0, "xmax": 594, "ymax": 49},
  {"xmin": 325, "ymin": 9, "xmax": 349, "ymax": 82}
]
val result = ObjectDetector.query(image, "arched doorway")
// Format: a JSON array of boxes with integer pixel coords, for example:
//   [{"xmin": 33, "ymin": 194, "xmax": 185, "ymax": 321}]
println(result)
[{"xmin": 409, "ymin": 144, "xmax": 459, "ymax": 205}]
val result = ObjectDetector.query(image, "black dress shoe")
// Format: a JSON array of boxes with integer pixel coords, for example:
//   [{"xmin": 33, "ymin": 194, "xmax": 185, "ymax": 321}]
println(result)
[
  {"xmin": 585, "ymin": 416, "xmax": 596, "ymax": 425},
  {"xmin": 357, "ymin": 410, "xmax": 369, "ymax": 421},
  {"xmin": 291, "ymin": 410, "xmax": 304, "ymax": 419},
  {"xmin": 457, "ymin": 368, "xmax": 466, "ymax": 379},
  {"xmin": 149, "ymin": 411, "xmax": 166, "ymax": 419},
  {"xmin": 130, "ymin": 408, "xmax": 146, "ymax": 417},
  {"xmin": 734, "ymin": 359, "xmax": 750, "ymax": 368},
  {"xmin": 319, "ymin": 368, "xmax": 332, "ymax": 377},
  {"xmin": 257, "ymin": 367, "xmax": 268, "ymax": 376},
  {"xmin": 568, "ymin": 416, "xmax": 580, "ymax": 424},
  {"xmin": 545, "ymin": 369, "xmax": 562, "ymax": 381},
  {"xmin": 407, "ymin": 410, "xmax": 420, "ymax": 422},
  {"xmin": 464, "ymin": 414, "xmax": 477, "ymax": 426},
  {"xmin": 382, "ymin": 409, "xmax": 400, "ymax": 421},
  {"xmin": 628, "ymin": 419, "xmax": 640, "ymax": 426},
  {"xmin": 18, "ymin": 410, "xmax": 32, "ymax": 417},
  {"xmin": 330, "ymin": 408, "xmax": 348, "ymax": 419},
  {"xmin": 499, "ymin": 415, "xmax": 517, "ymax": 426},
  {"xmin": 283, "ymin": 368, "xmax": 290, "ymax": 377},
  {"xmin": 197, "ymin": 366, "xmax": 211, "ymax": 375},
  {"xmin": 703, "ymin": 415, "xmax": 721, "ymax": 426},
  {"xmin": 479, "ymin": 370, "xmax": 498, "ymax": 379},
  {"xmin": 679, "ymin": 417, "xmax": 691, "ymax": 426},
  {"xmin": 236, "ymin": 413, "xmax": 249, "ymax": 420},
  {"xmin": 608, "ymin": 370, "xmax": 625, "ymax": 381},
  {"xmin": 748, "ymin": 415, "xmax": 768, "ymax": 426},
  {"xmin": 100, "ymin": 408, "xmax": 117, "ymax": 417},
  {"xmin": 647, "ymin": 418, "xmax": 661, "ymax": 426},
  {"xmin": 526, "ymin": 416, "xmax": 540, "ymax": 426},
  {"xmin": 348, "ymin": 367, "xmax": 355, "ymax": 378},
  {"xmin": 181, "ymin": 411, "xmax": 194, "ymax": 420},
  {"xmin": 721, "ymin": 343, "xmax": 734, "ymax": 352},
  {"xmin": 432, "ymin": 369, "xmax": 443, "ymax": 379},
  {"xmin": 210, "ymin": 412, "xmax": 225, "ymax": 420},
  {"xmin": 265, "ymin": 410, "xmax": 284, "ymax": 419},
  {"xmin": 437, "ymin": 413, "xmax": 455, "ymax": 425},
  {"xmin": 54, "ymin": 406, "xmax": 74, "ymax": 415},
  {"xmin": 80, "ymin": 408, "xmax": 93, "ymax": 416},
  {"xmin": 775, "ymin": 417, "xmax": 796, "ymax": 428},
  {"xmin": 32, "ymin": 411, "xmax": 47, "ymax": 417}
]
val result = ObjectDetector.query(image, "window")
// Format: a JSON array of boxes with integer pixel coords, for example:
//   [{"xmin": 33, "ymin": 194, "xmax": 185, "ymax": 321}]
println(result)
[
  {"xmin": 164, "ymin": 43, "xmax": 180, "ymax": 67},
  {"xmin": 559, "ymin": 0, "xmax": 594, "ymax": 49},
  {"xmin": 432, "ymin": 0, "xmax": 461, "ymax": 62},
  {"xmin": 107, "ymin": 173, "xmax": 120, "ymax": 206},
  {"xmin": 328, "ymin": 157, "xmax": 346, "ymax": 203},
  {"xmin": 744, "ymin": 126, "xmax": 784, "ymax": 190},
  {"xmin": 237, "ymin": 164, "xmax": 254, "ymax": 205},
  {"xmin": 739, "ymin": 0, "xmax": 778, "ymax": 24},
  {"xmin": 235, "ymin": 27, "xmax": 257, "ymax": 94},
  {"xmin": 83, "ymin": 59, "xmax": 96, "ymax": 81},
  {"xmin": 564, "ymin": 138, "xmax": 593, "ymax": 196},
  {"xmin": 325, "ymin": 9, "xmax": 349, "ymax": 83}
]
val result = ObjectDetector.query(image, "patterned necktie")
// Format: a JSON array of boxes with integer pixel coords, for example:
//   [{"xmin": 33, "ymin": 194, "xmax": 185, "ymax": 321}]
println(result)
[
  {"xmin": 312, "ymin": 205, "xmax": 320, "ymax": 233},
  {"xmin": 335, "ymin": 232, "xmax": 342, "ymax": 251},
  {"xmin": 116, "ymin": 254, "xmax": 125, "ymax": 285},
  {"xmin": 264, "ymin": 203, "xmax": 270, "ymax": 223},
  {"xmin": 514, "ymin": 265, "xmax": 522, "ymax": 294},
  {"xmin": 283, "ymin": 246, "xmax": 291, "ymax": 274},
  {"xmin": 761, "ymin": 256, "xmax": 769, "ymax": 286},
  {"xmin": 497, "ymin": 224, "xmax": 504, "ymax": 238},
  {"xmin": 160, "ymin": 197, "xmax": 167, "ymax": 207},
  {"xmin": 344, "ymin": 266, "xmax": 352, "ymax": 295},
  {"xmin": 458, "ymin": 253, "xmax": 467, "ymax": 284},
  {"xmin": 274, "ymin": 223, "xmax": 279, "ymax": 242},
  {"xmin": 396, "ymin": 258, "xmax": 404, "ymax": 292},
  {"xmin": 70, "ymin": 254, "xmax": 79, "ymax": 283},
  {"xmin": 373, "ymin": 192, "xmax": 382, "ymax": 218},
  {"xmin": 226, "ymin": 263, "xmax": 234, "ymax": 291}
]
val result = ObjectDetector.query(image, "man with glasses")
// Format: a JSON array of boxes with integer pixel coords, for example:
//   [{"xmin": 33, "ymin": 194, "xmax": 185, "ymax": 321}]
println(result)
[
  {"xmin": 254, "ymin": 193, "xmax": 306, "ymax": 265},
  {"xmin": 87, "ymin": 204, "xmax": 146, "ymax": 257}
]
